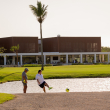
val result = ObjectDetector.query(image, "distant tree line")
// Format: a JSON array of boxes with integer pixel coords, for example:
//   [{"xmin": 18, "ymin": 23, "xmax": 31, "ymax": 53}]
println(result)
[
  {"xmin": 101, "ymin": 46, "xmax": 110, "ymax": 52},
  {"xmin": 101, "ymin": 46, "xmax": 110, "ymax": 62}
]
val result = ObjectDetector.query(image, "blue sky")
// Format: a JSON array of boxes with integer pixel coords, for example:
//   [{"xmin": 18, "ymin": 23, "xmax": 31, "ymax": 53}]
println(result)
[{"xmin": 0, "ymin": 0, "xmax": 110, "ymax": 47}]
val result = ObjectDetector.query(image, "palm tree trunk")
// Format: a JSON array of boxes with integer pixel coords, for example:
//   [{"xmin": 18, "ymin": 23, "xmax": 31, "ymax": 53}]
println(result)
[{"xmin": 40, "ymin": 23, "xmax": 44, "ymax": 70}]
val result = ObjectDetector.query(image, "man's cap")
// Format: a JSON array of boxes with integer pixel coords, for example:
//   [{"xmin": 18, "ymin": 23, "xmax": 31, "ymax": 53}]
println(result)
[{"xmin": 25, "ymin": 68, "xmax": 29, "ymax": 71}]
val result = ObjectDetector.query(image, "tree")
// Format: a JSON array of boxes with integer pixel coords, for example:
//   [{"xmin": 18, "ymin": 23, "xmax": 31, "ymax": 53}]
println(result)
[
  {"xmin": 0, "ymin": 47, "xmax": 7, "ymax": 65},
  {"xmin": 101, "ymin": 46, "xmax": 110, "ymax": 61},
  {"xmin": 101, "ymin": 46, "xmax": 110, "ymax": 52},
  {"xmin": 0, "ymin": 47, "xmax": 7, "ymax": 54},
  {"xmin": 10, "ymin": 44, "xmax": 19, "ymax": 66},
  {"xmin": 29, "ymin": 1, "xmax": 48, "ymax": 70}
]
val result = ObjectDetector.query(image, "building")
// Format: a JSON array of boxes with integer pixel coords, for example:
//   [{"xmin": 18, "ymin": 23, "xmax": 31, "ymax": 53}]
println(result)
[{"xmin": 0, "ymin": 36, "xmax": 110, "ymax": 66}]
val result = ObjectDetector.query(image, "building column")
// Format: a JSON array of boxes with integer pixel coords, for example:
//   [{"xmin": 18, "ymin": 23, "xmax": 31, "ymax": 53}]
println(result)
[
  {"xmin": 12, "ymin": 56, "xmax": 15, "ymax": 65},
  {"xmin": 50, "ymin": 56, "xmax": 53, "ymax": 64},
  {"xmin": 44, "ymin": 55, "xmax": 46, "ymax": 64},
  {"xmin": 94, "ymin": 54, "xmax": 96, "ymax": 63},
  {"xmin": 20, "ymin": 55, "xmax": 22, "ymax": 65},
  {"xmin": 4, "ymin": 55, "xmax": 6, "ymax": 65},
  {"xmin": 108, "ymin": 54, "xmax": 109, "ymax": 63},
  {"xmin": 102, "ymin": 54, "xmax": 104, "ymax": 62},
  {"xmin": 72, "ymin": 55, "xmax": 75, "ymax": 62},
  {"xmin": 99, "ymin": 54, "xmax": 101, "ymax": 62},
  {"xmin": 36, "ymin": 56, "xmax": 38, "ymax": 64},
  {"xmin": 66, "ymin": 54, "xmax": 68, "ymax": 64},
  {"xmin": 80, "ymin": 54, "xmax": 82, "ymax": 63},
  {"xmin": 86, "ymin": 55, "xmax": 88, "ymax": 62}
]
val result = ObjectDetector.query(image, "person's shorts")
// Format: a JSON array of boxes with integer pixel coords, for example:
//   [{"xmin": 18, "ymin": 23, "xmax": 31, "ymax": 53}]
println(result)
[
  {"xmin": 39, "ymin": 81, "xmax": 46, "ymax": 88},
  {"xmin": 22, "ymin": 82, "xmax": 27, "ymax": 86}
]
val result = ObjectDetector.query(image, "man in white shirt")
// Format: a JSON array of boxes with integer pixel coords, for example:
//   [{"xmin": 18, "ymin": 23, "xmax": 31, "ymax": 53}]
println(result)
[{"xmin": 36, "ymin": 70, "xmax": 52, "ymax": 93}]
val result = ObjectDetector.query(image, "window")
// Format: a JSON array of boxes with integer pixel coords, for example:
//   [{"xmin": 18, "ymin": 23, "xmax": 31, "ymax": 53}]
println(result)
[
  {"xmin": 93, "ymin": 43, "xmax": 97, "ymax": 48},
  {"xmin": 87, "ymin": 43, "xmax": 92, "ymax": 52},
  {"xmin": 87, "ymin": 43, "xmax": 92, "ymax": 48},
  {"xmin": 93, "ymin": 48, "xmax": 97, "ymax": 52},
  {"xmin": 92, "ymin": 43, "xmax": 98, "ymax": 52},
  {"xmin": 93, "ymin": 43, "xmax": 95, "ymax": 48},
  {"xmin": 53, "ymin": 56, "xmax": 58, "ymax": 60}
]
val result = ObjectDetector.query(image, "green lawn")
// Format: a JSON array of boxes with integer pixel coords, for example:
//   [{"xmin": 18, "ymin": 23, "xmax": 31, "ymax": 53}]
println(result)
[
  {"xmin": 0, "ymin": 65, "xmax": 110, "ymax": 83},
  {"xmin": 0, "ymin": 93, "xmax": 15, "ymax": 104}
]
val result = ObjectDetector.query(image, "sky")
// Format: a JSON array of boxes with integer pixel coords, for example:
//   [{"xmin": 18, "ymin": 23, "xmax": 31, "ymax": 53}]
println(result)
[{"xmin": 0, "ymin": 0, "xmax": 110, "ymax": 47}]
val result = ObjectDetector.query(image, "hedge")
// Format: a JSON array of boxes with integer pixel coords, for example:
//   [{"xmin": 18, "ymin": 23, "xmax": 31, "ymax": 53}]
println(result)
[{"xmin": 23, "ymin": 64, "xmax": 52, "ymax": 67}]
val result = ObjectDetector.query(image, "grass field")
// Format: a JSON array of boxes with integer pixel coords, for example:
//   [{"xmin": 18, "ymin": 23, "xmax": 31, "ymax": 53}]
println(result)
[
  {"xmin": 0, "ymin": 93, "xmax": 15, "ymax": 104},
  {"xmin": 0, "ymin": 65, "xmax": 110, "ymax": 83}
]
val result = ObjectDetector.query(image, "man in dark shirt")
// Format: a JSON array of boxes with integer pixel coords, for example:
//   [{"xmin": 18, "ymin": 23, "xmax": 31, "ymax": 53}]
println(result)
[{"xmin": 22, "ymin": 68, "xmax": 29, "ymax": 93}]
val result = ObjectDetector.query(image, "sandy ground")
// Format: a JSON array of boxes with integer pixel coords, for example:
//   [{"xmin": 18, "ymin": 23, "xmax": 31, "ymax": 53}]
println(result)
[
  {"xmin": 0, "ymin": 78, "xmax": 110, "ymax": 94},
  {"xmin": 0, "ymin": 92, "xmax": 110, "ymax": 110}
]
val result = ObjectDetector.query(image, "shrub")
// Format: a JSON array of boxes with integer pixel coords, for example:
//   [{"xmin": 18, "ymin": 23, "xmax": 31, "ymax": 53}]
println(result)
[
  {"xmin": 44, "ymin": 64, "xmax": 53, "ymax": 66},
  {"xmin": 53, "ymin": 64, "xmax": 63, "ymax": 66},
  {"xmin": 72, "ymin": 63, "xmax": 84, "ymax": 65},
  {"xmin": 94, "ymin": 63, "xmax": 109, "ymax": 65},
  {"xmin": 23, "ymin": 64, "xmax": 53, "ymax": 67},
  {"xmin": 23, "ymin": 64, "xmax": 41, "ymax": 67}
]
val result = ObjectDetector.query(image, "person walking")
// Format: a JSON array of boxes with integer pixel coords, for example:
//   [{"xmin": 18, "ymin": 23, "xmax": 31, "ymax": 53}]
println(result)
[
  {"xmin": 22, "ymin": 68, "xmax": 29, "ymax": 93},
  {"xmin": 36, "ymin": 70, "xmax": 53, "ymax": 93}
]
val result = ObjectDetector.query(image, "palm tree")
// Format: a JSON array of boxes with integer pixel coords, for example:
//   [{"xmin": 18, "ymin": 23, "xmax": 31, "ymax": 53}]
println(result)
[
  {"xmin": 10, "ymin": 44, "xmax": 19, "ymax": 67},
  {"xmin": 29, "ymin": 1, "xmax": 48, "ymax": 70}
]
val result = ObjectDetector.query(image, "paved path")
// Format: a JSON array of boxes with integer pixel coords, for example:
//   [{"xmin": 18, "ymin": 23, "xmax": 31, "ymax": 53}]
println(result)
[
  {"xmin": 0, "ymin": 92, "xmax": 110, "ymax": 110},
  {"xmin": 0, "ymin": 78, "xmax": 110, "ymax": 94}
]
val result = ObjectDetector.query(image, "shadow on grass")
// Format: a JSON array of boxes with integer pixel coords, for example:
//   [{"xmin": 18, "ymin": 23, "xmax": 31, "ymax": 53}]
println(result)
[
  {"xmin": 0, "ymin": 73, "xmax": 15, "ymax": 81},
  {"xmin": 0, "ymin": 67, "xmax": 4, "ymax": 70}
]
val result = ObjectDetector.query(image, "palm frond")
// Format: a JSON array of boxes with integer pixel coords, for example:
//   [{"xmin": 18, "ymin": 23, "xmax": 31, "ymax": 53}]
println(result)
[
  {"xmin": 43, "ymin": 5, "xmax": 48, "ymax": 13},
  {"xmin": 29, "ymin": 5, "xmax": 38, "ymax": 17},
  {"xmin": 37, "ymin": 1, "xmax": 43, "ymax": 16},
  {"xmin": 29, "ymin": 1, "xmax": 48, "ymax": 23},
  {"xmin": 42, "ymin": 12, "xmax": 47, "ymax": 22}
]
